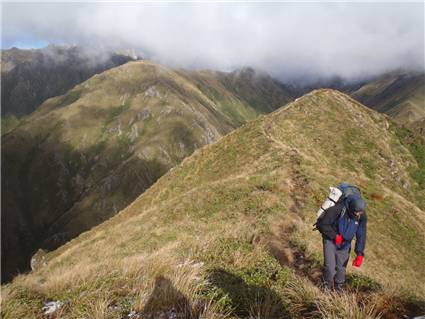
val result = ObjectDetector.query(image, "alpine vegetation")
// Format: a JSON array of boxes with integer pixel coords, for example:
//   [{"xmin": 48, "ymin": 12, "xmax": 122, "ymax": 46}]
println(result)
[
  {"xmin": 3, "ymin": 90, "xmax": 425, "ymax": 318},
  {"xmin": 1, "ymin": 60, "xmax": 294, "ymax": 283}
]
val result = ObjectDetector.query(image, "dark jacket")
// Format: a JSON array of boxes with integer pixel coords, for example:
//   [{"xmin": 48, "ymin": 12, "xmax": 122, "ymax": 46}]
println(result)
[{"xmin": 316, "ymin": 202, "xmax": 367, "ymax": 256}]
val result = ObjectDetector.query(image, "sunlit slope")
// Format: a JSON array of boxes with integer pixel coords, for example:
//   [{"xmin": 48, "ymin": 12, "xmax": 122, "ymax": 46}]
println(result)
[
  {"xmin": 1, "ymin": 60, "xmax": 293, "ymax": 282},
  {"xmin": 1, "ymin": 45, "xmax": 137, "ymax": 118},
  {"xmin": 177, "ymin": 67, "xmax": 294, "ymax": 121},
  {"xmin": 3, "ymin": 89, "xmax": 425, "ymax": 318}
]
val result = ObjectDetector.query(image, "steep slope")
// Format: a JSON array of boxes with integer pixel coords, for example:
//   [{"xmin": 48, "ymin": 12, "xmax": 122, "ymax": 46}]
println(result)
[
  {"xmin": 3, "ymin": 90, "xmax": 424, "ymax": 318},
  {"xmin": 351, "ymin": 71, "xmax": 425, "ymax": 125},
  {"xmin": 1, "ymin": 60, "xmax": 294, "ymax": 282},
  {"xmin": 1, "ymin": 45, "xmax": 138, "ymax": 119},
  {"xmin": 291, "ymin": 71, "xmax": 425, "ymax": 131},
  {"xmin": 179, "ymin": 67, "xmax": 294, "ymax": 116},
  {"xmin": 411, "ymin": 118, "xmax": 425, "ymax": 136}
]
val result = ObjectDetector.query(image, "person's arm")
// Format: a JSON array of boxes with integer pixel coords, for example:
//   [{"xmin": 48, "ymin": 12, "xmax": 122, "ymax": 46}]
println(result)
[
  {"xmin": 354, "ymin": 213, "xmax": 367, "ymax": 256},
  {"xmin": 352, "ymin": 213, "xmax": 367, "ymax": 267},
  {"xmin": 317, "ymin": 204, "xmax": 341, "ymax": 240}
]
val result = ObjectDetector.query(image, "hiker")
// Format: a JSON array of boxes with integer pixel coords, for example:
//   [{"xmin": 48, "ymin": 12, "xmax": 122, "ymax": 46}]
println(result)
[{"xmin": 316, "ymin": 185, "xmax": 367, "ymax": 291}]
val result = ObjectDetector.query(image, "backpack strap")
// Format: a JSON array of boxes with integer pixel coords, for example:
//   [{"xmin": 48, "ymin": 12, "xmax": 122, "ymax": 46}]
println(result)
[
  {"xmin": 339, "ymin": 205, "xmax": 347, "ymax": 218},
  {"xmin": 321, "ymin": 196, "xmax": 339, "ymax": 209}
]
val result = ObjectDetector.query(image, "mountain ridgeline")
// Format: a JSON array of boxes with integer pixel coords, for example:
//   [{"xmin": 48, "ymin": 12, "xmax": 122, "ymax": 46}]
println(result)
[
  {"xmin": 1, "ymin": 45, "xmax": 139, "ymax": 125},
  {"xmin": 351, "ymin": 71, "xmax": 425, "ymax": 127},
  {"xmin": 3, "ymin": 90, "xmax": 425, "ymax": 318},
  {"xmin": 292, "ymin": 71, "xmax": 425, "ymax": 133},
  {"xmin": 1, "ymin": 60, "xmax": 294, "ymax": 282}
]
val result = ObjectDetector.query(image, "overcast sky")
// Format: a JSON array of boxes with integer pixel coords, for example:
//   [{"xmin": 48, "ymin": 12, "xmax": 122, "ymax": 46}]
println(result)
[{"xmin": 2, "ymin": 2, "xmax": 424, "ymax": 82}]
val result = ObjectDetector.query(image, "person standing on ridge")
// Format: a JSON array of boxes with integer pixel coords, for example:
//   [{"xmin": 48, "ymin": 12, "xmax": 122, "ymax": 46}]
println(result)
[{"xmin": 316, "ymin": 191, "xmax": 367, "ymax": 291}]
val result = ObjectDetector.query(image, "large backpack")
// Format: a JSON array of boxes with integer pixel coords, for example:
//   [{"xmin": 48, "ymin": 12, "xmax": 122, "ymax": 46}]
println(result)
[{"xmin": 313, "ymin": 183, "xmax": 362, "ymax": 230}]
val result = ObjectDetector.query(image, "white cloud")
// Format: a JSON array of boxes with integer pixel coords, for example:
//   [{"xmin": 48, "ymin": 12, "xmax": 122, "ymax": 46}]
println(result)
[{"xmin": 2, "ymin": 2, "xmax": 424, "ymax": 82}]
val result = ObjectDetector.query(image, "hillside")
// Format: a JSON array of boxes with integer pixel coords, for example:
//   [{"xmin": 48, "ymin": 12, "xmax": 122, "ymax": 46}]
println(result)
[
  {"xmin": 1, "ymin": 60, "xmax": 294, "ymax": 282},
  {"xmin": 351, "ymin": 71, "xmax": 425, "ymax": 126},
  {"xmin": 3, "ymin": 89, "xmax": 425, "ymax": 318},
  {"xmin": 177, "ymin": 67, "xmax": 294, "ymax": 118},
  {"xmin": 411, "ymin": 118, "xmax": 425, "ymax": 136},
  {"xmin": 1, "ymin": 45, "xmax": 138, "ymax": 121}
]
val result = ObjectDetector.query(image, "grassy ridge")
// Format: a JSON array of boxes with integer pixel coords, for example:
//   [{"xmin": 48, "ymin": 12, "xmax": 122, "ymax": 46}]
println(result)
[
  {"xmin": 3, "ymin": 89, "xmax": 425, "ymax": 318},
  {"xmin": 390, "ymin": 124, "xmax": 425, "ymax": 208},
  {"xmin": 351, "ymin": 71, "xmax": 425, "ymax": 126},
  {"xmin": 1, "ymin": 60, "xmax": 294, "ymax": 282},
  {"xmin": 1, "ymin": 45, "xmax": 137, "ymax": 117}
]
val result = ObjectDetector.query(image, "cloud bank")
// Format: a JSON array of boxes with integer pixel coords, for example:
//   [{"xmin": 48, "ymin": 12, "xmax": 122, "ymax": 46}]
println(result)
[{"xmin": 2, "ymin": 2, "xmax": 424, "ymax": 82}]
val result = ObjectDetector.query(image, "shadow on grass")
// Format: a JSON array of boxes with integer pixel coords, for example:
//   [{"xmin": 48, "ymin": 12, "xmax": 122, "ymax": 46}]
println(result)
[
  {"xmin": 143, "ymin": 276, "xmax": 190, "ymax": 315},
  {"xmin": 345, "ymin": 273, "xmax": 425, "ymax": 318},
  {"xmin": 206, "ymin": 268, "xmax": 288, "ymax": 319}
]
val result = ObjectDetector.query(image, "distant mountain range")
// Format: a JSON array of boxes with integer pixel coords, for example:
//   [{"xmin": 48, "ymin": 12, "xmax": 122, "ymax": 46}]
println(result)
[
  {"xmin": 351, "ymin": 71, "xmax": 425, "ymax": 127},
  {"xmin": 293, "ymin": 71, "xmax": 425, "ymax": 130},
  {"xmin": 1, "ymin": 46, "xmax": 423, "ymax": 284},
  {"xmin": 1, "ymin": 45, "xmax": 139, "ymax": 120},
  {"xmin": 2, "ymin": 45, "xmax": 423, "ymax": 131}
]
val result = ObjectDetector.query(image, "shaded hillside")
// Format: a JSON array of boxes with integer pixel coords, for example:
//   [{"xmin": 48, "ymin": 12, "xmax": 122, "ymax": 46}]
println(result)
[
  {"xmin": 351, "ymin": 71, "xmax": 425, "ymax": 125},
  {"xmin": 3, "ymin": 90, "xmax": 424, "ymax": 318},
  {"xmin": 1, "ymin": 60, "xmax": 294, "ymax": 282},
  {"xmin": 1, "ymin": 45, "xmax": 138, "ymax": 118}
]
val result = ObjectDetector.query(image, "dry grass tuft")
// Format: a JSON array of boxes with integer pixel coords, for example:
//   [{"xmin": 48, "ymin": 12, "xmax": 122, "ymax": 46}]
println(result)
[
  {"xmin": 316, "ymin": 292, "xmax": 382, "ymax": 319},
  {"xmin": 3, "ymin": 89, "xmax": 425, "ymax": 318}
]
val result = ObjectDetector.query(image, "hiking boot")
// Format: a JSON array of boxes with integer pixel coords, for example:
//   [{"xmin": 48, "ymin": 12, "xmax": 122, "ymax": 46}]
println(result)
[
  {"xmin": 335, "ymin": 283, "xmax": 344, "ymax": 293},
  {"xmin": 321, "ymin": 281, "xmax": 332, "ymax": 292}
]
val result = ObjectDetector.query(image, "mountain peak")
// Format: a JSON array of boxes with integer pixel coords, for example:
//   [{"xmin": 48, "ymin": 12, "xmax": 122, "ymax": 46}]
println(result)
[
  {"xmin": 276, "ymin": 88, "xmax": 382, "ymax": 125},
  {"xmin": 1, "ymin": 59, "xmax": 295, "ymax": 282}
]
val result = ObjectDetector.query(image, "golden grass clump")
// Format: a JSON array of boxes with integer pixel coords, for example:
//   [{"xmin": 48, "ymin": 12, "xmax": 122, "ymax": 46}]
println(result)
[{"xmin": 2, "ymin": 249, "xmax": 227, "ymax": 319}]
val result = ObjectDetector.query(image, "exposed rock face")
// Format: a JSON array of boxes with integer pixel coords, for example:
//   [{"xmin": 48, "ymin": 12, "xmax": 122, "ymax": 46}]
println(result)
[{"xmin": 30, "ymin": 249, "xmax": 48, "ymax": 271}]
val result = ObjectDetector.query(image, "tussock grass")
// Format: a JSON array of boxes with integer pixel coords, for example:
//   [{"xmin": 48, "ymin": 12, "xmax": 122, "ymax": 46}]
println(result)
[
  {"xmin": 316, "ymin": 292, "xmax": 382, "ymax": 319},
  {"xmin": 2, "ymin": 250, "xmax": 227, "ymax": 318},
  {"xmin": 283, "ymin": 276, "xmax": 319, "ymax": 317},
  {"xmin": 3, "ymin": 89, "xmax": 425, "ymax": 318},
  {"xmin": 283, "ymin": 274, "xmax": 425, "ymax": 319},
  {"xmin": 3, "ymin": 60, "xmax": 295, "ymax": 282}
]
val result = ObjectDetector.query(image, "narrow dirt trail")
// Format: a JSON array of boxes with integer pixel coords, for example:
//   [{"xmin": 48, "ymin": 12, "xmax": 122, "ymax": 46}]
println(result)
[{"xmin": 260, "ymin": 117, "xmax": 323, "ymax": 284}]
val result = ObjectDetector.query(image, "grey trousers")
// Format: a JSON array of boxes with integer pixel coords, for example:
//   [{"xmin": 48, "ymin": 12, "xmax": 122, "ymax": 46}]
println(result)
[{"xmin": 323, "ymin": 238, "xmax": 350, "ymax": 286}]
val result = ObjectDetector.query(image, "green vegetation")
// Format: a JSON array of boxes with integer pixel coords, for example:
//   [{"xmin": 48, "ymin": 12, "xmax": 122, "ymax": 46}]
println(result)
[
  {"xmin": 351, "ymin": 71, "xmax": 425, "ymax": 127},
  {"xmin": 1, "ymin": 114, "xmax": 20, "ymax": 135},
  {"xmin": 390, "ymin": 123, "xmax": 425, "ymax": 208},
  {"xmin": 1, "ymin": 60, "xmax": 295, "ymax": 283},
  {"xmin": 104, "ymin": 100, "xmax": 132, "ymax": 127},
  {"xmin": 1, "ymin": 45, "xmax": 135, "ymax": 117},
  {"xmin": 346, "ymin": 273, "xmax": 382, "ymax": 293},
  {"xmin": 3, "ymin": 89, "xmax": 425, "ymax": 318},
  {"xmin": 57, "ymin": 89, "xmax": 83, "ymax": 108},
  {"xmin": 204, "ymin": 257, "xmax": 290, "ymax": 317},
  {"xmin": 177, "ymin": 68, "xmax": 293, "ymax": 127},
  {"xmin": 392, "ymin": 125, "xmax": 425, "ymax": 187}
]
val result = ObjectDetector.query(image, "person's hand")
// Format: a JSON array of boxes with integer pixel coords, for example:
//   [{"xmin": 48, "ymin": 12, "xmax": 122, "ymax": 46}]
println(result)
[
  {"xmin": 335, "ymin": 234, "xmax": 343, "ymax": 245},
  {"xmin": 352, "ymin": 255, "xmax": 363, "ymax": 267}
]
